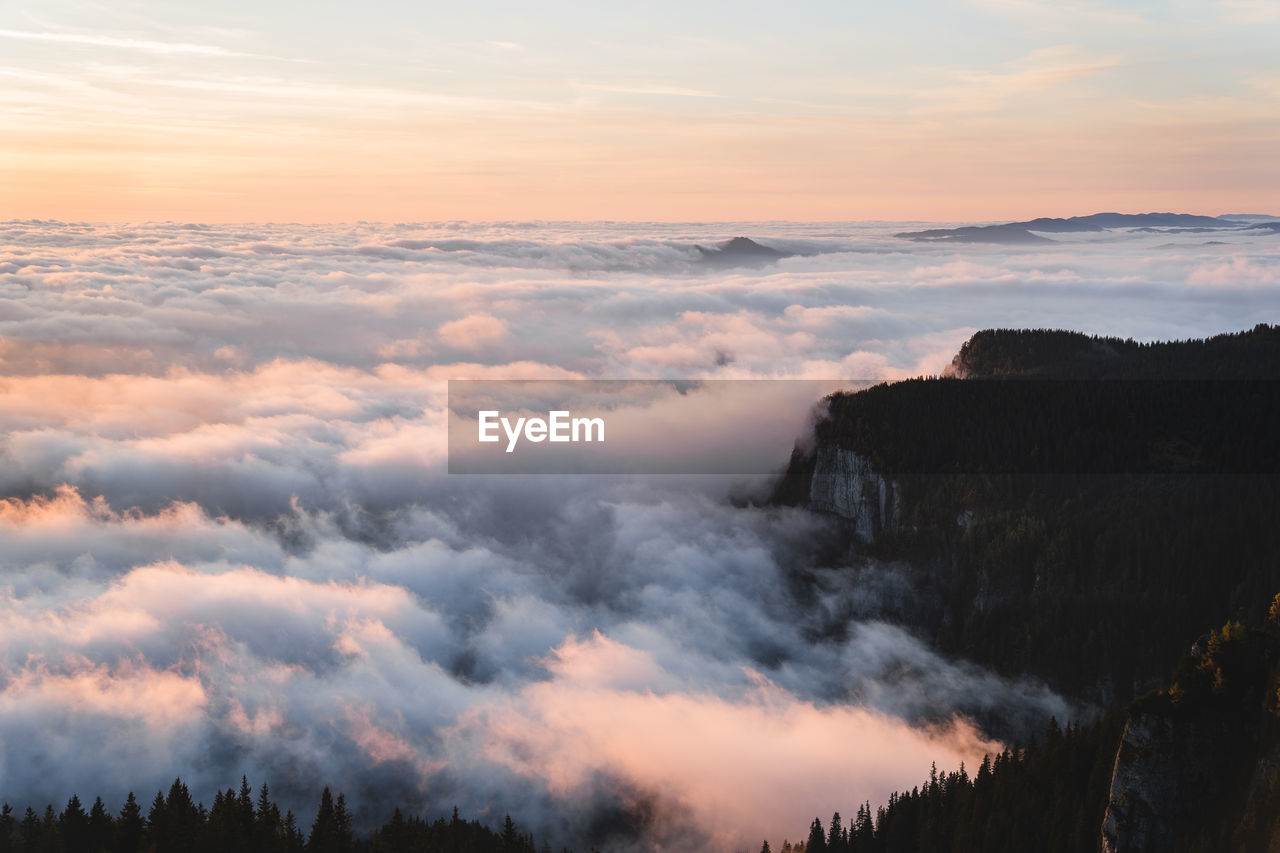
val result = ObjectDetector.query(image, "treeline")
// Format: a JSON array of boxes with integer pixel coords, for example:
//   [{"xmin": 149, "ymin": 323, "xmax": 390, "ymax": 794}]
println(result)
[
  {"xmin": 814, "ymin": 378, "xmax": 1280, "ymax": 475},
  {"xmin": 779, "ymin": 596, "xmax": 1280, "ymax": 853},
  {"xmin": 808, "ymin": 323, "xmax": 1280, "ymax": 476},
  {"xmin": 948, "ymin": 323, "xmax": 1280, "ymax": 379},
  {"xmin": 771, "ymin": 713, "xmax": 1118, "ymax": 853},
  {"xmin": 0, "ymin": 778, "xmax": 545, "ymax": 853}
]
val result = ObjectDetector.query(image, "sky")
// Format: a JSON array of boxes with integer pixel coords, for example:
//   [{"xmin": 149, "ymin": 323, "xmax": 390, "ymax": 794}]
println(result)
[{"xmin": 3, "ymin": 0, "xmax": 1279, "ymax": 222}]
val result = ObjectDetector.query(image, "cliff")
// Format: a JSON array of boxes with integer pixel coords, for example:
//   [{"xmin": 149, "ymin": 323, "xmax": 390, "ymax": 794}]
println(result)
[
  {"xmin": 1100, "ymin": 620, "xmax": 1280, "ymax": 852},
  {"xmin": 819, "ymin": 605, "xmax": 1280, "ymax": 852},
  {"xmin": 774, "ymin": 326, "xmax": 1280, "ymax": 850},
  {"xmin": 771, "ymin": 323, "xmax": 1280, "ymax": 696},
  {"xmin": 806, "ymin": 445, "xmax": 900, "ymax": 541},
  {"xmin": 1100, "ymin": 710, "xmax": 1231, "ymax": 852}
]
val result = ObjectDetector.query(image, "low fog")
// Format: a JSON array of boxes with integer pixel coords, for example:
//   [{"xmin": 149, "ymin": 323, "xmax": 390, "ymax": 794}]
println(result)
[{"xmin": 1, "ymin": 219, "xmax": 1277, "ymax": 850}]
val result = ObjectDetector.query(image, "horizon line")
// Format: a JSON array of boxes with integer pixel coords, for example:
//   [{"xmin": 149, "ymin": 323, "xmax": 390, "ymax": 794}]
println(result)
[{"xmin": 4, "ymin": 210, "xmax": 1276, "ymax": 228}]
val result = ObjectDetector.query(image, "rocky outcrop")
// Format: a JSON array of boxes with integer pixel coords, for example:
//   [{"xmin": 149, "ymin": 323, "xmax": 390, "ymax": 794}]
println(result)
[
  {"xmin": 1101, "ymin": 713, "xmax": 1182, "ymax": 852},
  {"xmin": 807, "ymin": 445, "xmax": 899, "ymax": 541},
  {"xmin": 1100, "ymin": 707, "xmax": 1240, "ymax": 852}
]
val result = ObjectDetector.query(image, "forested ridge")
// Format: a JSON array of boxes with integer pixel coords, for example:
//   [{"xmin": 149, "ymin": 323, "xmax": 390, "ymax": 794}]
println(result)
[
  {"xmin": 947, "ymin": 323, "xmax": 1280, "ymax": 379},
  {"xmin": 813, "ymin": 323, "xmax": 1280, "ymax": 476},
  {"xmin": 768, "ymin": 324, "xmax": 1280, "ymax": 851},
  {"xmin": 778, "ymin": 324, "xmax": 1280, "ymax": 702}
]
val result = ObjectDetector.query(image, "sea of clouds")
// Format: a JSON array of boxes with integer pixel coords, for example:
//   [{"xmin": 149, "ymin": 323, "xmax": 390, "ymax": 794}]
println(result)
[{"xmin": 1, "ymin": 219, "xmax": 1278, "ymax": 850}]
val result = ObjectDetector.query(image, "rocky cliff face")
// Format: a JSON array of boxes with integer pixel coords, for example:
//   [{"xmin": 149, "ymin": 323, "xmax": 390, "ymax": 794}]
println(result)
[
  {"xmin": 1099, "ymin": 621, "xmax": 1280, "ymax": 852},
  {"xmin": 1100, "ymin": 706, "xmax": 1242, "ymax": 852},
  {"xmin": 1101, "ymin": 712, "xmax": 1186, "ymax": 852},
  {"xmin": 807, "ymin": 445, "xmax": 900, "ymax": 542}
]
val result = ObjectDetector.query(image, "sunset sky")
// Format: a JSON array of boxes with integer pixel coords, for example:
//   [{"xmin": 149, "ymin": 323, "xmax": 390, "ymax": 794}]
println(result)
[{"xmin": 3, "ymin": 0, "xmax": 1278, "ymax": 222}]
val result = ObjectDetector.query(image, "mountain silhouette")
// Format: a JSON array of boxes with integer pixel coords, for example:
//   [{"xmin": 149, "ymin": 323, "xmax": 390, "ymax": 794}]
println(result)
[
  {"xmin": 896, "ymin": 212, "xmax": 1279, "ymax": 244},
  {"xmin": 694, "ymin": 236, "xmax": 792, "ymax": 267}
]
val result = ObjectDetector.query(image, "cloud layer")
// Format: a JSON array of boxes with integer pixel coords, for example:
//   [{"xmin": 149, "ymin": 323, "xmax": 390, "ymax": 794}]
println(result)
[{"xmin": 1, "ymin": 220, "xmax": 1277, "ymax": 849}]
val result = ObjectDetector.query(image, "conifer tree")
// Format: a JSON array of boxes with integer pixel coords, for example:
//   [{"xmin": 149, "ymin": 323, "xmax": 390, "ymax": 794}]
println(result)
[
  {"xmin": 20, "ymin": 807, "xmax": 38, "ymax": 850},
  {"xmin": 0, "ymin": 804, "xmax": 15, "ymax": 853},
  {"xmin": 115, "ymin": 792, "xmax": 144, "ymax": 853},
  {"xmin": 499, "ymin": 814, "xmax": 521, "ymax": 850},
  {"xmin": 88, "ymin": 797, "xmax": 112, "ymax": 853},
  {"xmin": 40, "ymin": 805, "xmax": 62, "ymax": 853},
  {"xmin": 257, "ymin": 782, "xmax": 284, "ymax": 853},
  {"xmin": 307, "ymin": 788, "xmax": 336, "ymax": 853},
  {"xmin": 283, "ymin": 810, "xmax": 305, "ymax": 853},
  {"xmin": 163, "ymin": 778, "xmax": 200, "ymax": 853},
  {"xmin": 826, "ymin": 812, "xmax": 845, "ymax": 853},
  {"xmin": 333, "ymin": 794, "xmax": 353, "ymax": 853},
  {"xmin": 806, "ymin": 817, "xmax": 827, "ymax": 853},
  {"xmin": 307, "ymin": 788, "xmax": 353, "ymax": 853},
  {"xmin": 59, "ymin": 794, "xmax": 89, "ymax": 853},
  {"xmin": 146, "ymin": 791, "xmax": 166, "ymax": 851}
]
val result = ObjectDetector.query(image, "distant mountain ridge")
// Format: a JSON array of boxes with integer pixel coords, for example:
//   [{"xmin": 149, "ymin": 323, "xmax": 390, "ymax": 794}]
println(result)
[
  {"xmin": 897, "ymin": 212, "xmax": 1280, "ymax": 244},
  {"xmin": 694, "ymin": 236, "xmax": 792, "ymax": 267}
]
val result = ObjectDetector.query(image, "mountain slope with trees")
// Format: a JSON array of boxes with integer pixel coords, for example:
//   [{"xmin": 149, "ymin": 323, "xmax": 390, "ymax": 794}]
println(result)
[
  {"xmin": 782, "ymin": 596, "xmax": 1280, "ymax": 853},
  {"xmin": 777, "ymin": 324, "xmax": 1280, "ymax": 704}
]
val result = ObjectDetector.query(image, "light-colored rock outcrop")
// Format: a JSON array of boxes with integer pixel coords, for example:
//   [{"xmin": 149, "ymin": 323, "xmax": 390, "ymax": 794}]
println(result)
[
  {"xmin": 1101, "ymin": 709, "xmax": 1228, "ymax": 852},
  {"xmin": 807, "ymin": 445, "xmax": 900, "ymax": 541},
  {"xmin": 1101, "ymin": 713, "xmax": 1180, "ymax": 853}
]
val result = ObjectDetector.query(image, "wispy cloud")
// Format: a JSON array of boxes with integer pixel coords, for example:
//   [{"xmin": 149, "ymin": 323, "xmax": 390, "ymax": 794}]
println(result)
[
  {"xmin": 0, "ymin": 27, "xmax": 308, "ymax": 63},
  {"xmin": 574, "ymin": 81, "xmax": 719, "ymax": 98},
  {"xmin": 1248, "ymin": 75, "xmax": 1280, "ymax": 99},
  {"xmin": 967, "ymin": 0, "xmax": 1158, "ymax": 33},
  {"xmin": 0, "ymin": 27, "xmax": 244, "ymax": 56},
  {"xmin": 1215, "ymin": 0, "xmax": 1280, "ymax": 23},
  {"xmin": 917, "ymin": 45, "xmax": 1120, "ymax": 114}
]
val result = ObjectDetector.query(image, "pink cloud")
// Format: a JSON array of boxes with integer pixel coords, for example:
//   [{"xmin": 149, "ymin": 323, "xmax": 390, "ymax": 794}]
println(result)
[
  {"xmin": 437, "ymin": 314, "xmax": 510, "ymax": 349},
  {"xmin": 0, "ymin": 660, "xmax": 206, "ymax": 729},
  {"xmin": 459, "ymin": 633, "xmax": 1000, "ymax": 851},
  {"xmin": 345, "ymin": 704, "xmax": 447, "ymax": 777}
]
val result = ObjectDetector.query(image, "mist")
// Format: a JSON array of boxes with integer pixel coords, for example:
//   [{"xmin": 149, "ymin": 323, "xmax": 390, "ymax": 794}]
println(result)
[{"xmin": 1, "ymin": 219, "xmax": 1277, "ymax": 850}]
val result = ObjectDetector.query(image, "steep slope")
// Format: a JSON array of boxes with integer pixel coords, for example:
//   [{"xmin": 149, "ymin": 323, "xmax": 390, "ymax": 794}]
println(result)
[
  {"xmin": 776, "ymin": 325, "xmax": 1280, "ymax": 702},
  {"xmin": 800, "ymin": 600, "xmax": 1280, "ymax": 853}
]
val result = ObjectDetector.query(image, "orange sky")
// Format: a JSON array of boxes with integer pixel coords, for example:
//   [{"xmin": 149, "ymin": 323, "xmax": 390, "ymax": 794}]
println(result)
[{"xmin": 3, "ymin": 2, "xmax": 1279, "ymax": 221}]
